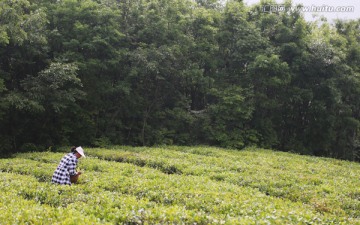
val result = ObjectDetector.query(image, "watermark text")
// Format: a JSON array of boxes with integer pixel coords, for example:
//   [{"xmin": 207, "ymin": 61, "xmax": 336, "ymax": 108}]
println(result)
[{"xmin": 262, "ymin": 4, "xmax": 355, "ymax": 13}]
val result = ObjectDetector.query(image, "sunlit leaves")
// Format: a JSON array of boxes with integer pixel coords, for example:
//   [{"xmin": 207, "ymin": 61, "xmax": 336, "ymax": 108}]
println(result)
[
  {"xmin": 1, "ymin": 146, "xmax": 360, "ymax": 224},
  {"xmin": 0, "ymin": 0, "xmax": 47, "ymax": 46}
]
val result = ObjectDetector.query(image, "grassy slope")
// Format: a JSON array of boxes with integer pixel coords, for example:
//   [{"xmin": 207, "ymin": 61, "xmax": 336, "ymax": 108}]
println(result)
[{"xmin": 0, "ymin": 146, "xmax": 359, "ymax": 224}]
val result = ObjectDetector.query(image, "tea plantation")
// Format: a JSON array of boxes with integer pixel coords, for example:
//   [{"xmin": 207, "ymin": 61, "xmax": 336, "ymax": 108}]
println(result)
[{"xmin": 0, "ymin": 146, "xmax": 359, "ymax": 224}]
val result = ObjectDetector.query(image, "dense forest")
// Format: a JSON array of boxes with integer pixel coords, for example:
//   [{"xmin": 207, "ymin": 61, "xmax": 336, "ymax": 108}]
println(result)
[{"xmin": 0, "ymin": 0, "xmax": 359, "ymax": 160}]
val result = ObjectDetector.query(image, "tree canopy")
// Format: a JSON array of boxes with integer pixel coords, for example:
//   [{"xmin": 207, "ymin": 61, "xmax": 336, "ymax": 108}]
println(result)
[{"xmin": 1, "ymin": 0, "xmax": 359, "ymax": 161}]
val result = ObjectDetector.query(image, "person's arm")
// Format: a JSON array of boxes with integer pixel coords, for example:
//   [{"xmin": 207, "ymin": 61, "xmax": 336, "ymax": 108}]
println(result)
[{"xmin": 68, "ymin": 159, "xmax": 77, "ymax": 176}]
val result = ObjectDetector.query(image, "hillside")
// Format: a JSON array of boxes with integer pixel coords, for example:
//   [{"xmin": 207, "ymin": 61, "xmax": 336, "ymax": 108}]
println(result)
[{"xmin": 0, "ymin": 146, "xmax": 359, "ymax": 224}]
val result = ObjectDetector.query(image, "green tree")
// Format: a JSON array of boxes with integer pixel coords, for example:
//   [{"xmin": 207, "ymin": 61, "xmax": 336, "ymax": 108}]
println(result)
[
  {"xmin": 206, "ymin": 85, "xmax": 255, "ymax": 148},
  {"xmin": 248, "ymin": 54, "xmax": 290, "ymax": 147},
  {"xmin": 0, "ymin": 0, "xmax": 48, "ymax": 152},
  {"xmin": 46, "ymin": 0, "xmax": 128, "ymax": 145}
]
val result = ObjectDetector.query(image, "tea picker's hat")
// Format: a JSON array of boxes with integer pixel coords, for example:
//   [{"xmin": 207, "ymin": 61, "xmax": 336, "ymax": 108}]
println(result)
[{"xmin": 76, "ymin": 146, "xmax": 86, "ymax": 158}]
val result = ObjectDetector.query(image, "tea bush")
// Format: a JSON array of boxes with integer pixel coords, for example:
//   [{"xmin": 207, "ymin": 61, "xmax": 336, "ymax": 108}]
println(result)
[{"xmin": 0, "ymin": 146, "xmax": 359, "ymax": 224}]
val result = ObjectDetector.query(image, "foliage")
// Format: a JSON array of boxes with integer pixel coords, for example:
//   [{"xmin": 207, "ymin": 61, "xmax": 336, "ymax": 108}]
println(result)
[
  {"xmin": 0, "ymin": 0, "xmax": 359, "ymax": 160},
  {"xmin": 1, "ymin": 146, "xmax": 360, "ymax": 224}
]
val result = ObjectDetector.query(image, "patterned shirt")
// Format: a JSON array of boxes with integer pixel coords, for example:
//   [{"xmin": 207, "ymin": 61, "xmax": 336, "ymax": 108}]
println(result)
[{"xmin": 52, "ymin": 153, "xmax": 78, "ymax": 185}]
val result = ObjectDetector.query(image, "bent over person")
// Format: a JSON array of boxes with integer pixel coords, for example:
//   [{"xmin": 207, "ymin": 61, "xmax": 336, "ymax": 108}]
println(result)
[{"xmin": 52, "ymin": 146, "xmax": 85, "ymax": 185}]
